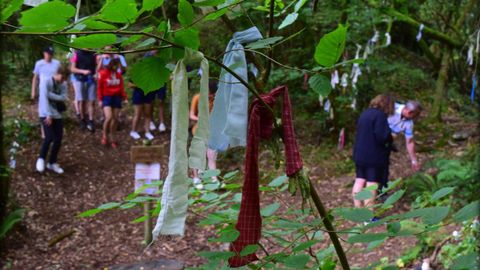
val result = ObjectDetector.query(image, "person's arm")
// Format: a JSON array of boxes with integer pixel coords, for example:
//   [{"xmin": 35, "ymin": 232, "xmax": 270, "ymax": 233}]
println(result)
[
  {"xmin": 47, "ymin": 82, "xmax": 68, "ymax": 101},
  {"xmin": 70, "ymin": 58, "xmax": 91, "ymax": 76},
  {"xmin": 189, "ymin": 94, "xmax": 199, "ymax": 121},
  {"xmin": 406, "ymin": 137, "xmax": 420, "ymax": 171},
  {"xmin": 39, "ymin": 79, "xmax": 53, "ymax": 125},
  {"xmin": 31, "ymin": 73, "xmax": 39, "ymax": 100}
]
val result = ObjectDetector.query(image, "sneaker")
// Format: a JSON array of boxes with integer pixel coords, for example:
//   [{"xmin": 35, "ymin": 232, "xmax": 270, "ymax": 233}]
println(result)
[
  {"xmin": 158, "ymin": 123, "xmax": 166, "ymax": 132},
  {"xmin": 79, "ymin": 119, "xmax": 86, "ymax": 130},
  {"xmin": 46, "ymin": 163, "xmax": 64, "ymax": 174},
  {"xmin": 193, "ymin": 177, "xmax": 203, "ymax": 189},
  {"xmin": 149, "ymin": 121, "xmax": 156, "ymax": 131},
  {"xmin": 130, "ymin": 131, "xmax": 141, "ymax": 140},
  {"xmin": 111, "ymin": 142, "xmax": 118, "ymax": 148},
  {"xmin": 101, "ymin": 136, "xmax": 108, "ymax": 146},
  {"xmin": 145, "ymin": 132, "xmax": 154, "ymax": 141},
  {"xmin": 86, "ymin": 120, "xmax": 95, "ymax": 132},
  {"xmin": 36, "ymin": 158, "xmax": 45, "ymax": 173}
]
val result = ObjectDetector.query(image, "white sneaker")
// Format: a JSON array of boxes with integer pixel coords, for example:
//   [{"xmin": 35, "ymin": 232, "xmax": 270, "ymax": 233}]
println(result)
[
  {"xmin": 149, "ymin": 121, "xmax": 156, "ymax": 131},
  {"xmin": 36, "ymin": 158, "xmax": 45, "ymax": 173},
  {"xmin": 193, "ymin": 177, "xmax": 203, "ymax": 189},
  {"xmin": 158, "ymin": 123, "xmax": 166, "ymax": 132},
  {"xmin": 145, "ymin": 132, "xmax": 154, "ymax": 140},
  {"xmin": 130, "ymin": 131, "xmax": 141, "ymax": 140},
  {"xmin": 47, "ymin": 163, "xmax": 64, "ymax": 174}
]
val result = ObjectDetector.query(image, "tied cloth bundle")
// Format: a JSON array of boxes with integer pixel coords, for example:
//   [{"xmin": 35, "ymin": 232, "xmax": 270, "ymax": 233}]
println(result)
[
  {"xmin": 209, "ymin": 27, "xmax": 263, "ymax": 152},
  {"xmin": 152, "ymin": 48, "xmax": 210, "ymax": 238},
  {"xmin": 228, "ymin": 86, "xmax": 303, "ymax": 267}
]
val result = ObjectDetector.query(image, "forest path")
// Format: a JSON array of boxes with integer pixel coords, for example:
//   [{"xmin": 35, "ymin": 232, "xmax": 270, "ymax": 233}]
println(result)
[{"xmin": 1, "ymin": 101, "xmax": 472, "ymax": 269}]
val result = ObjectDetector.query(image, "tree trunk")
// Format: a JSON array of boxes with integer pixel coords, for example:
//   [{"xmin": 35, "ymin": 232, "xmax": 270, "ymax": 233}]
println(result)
[
  {"xmin": 0, "ymin": 26, "xmax": 11, "ymax": 249},
  {"xmin": 432, "ymin": 49, "xmax": 451, "ymax": 120}
]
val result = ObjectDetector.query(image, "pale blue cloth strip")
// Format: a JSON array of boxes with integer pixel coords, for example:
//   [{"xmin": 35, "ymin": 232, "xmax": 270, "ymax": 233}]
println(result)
[
  {"xmin": 208, "ymin": 27, "xmax": 263, "ymax": 151},
  {"xmin": 153, "ymin": 48, "xmax": 210, "ymax": 238}
]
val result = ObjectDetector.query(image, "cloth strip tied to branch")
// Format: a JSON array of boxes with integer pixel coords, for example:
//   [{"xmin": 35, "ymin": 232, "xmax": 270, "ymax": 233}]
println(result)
[
  {"xmin": 152, "ymin": 48, "xmax": 210, "ymax": 238},
  {"xmin": 228, "ymin": 86, "xmax": 303, "ymax": 267},
  {"xmin": 208, "ymin": 27, "xmax": 263, "ymax": 152}
]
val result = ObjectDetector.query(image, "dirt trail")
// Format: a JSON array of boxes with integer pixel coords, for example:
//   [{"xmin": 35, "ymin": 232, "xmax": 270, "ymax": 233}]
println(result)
[{"xmin": 1, "ymin": 102, "xmax": 472, "ymax": 269}]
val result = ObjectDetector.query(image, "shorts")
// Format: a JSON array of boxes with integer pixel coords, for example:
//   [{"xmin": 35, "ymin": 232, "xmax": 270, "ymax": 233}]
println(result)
[
  {"xmin": 73, "ymin": 80, "xmax": 96, "ymax": 101},
  {"xmin": 154, "ymin": 85, "xmax": 167, "ymax": 101},
  {"xmin": 102, "ymin": 95, "xmax": 123, "ymax": 108},
  {"xmin": 355, "ymin": 164, "xmax": 388, "ymax": 185},
  {"xmin": 132, "ymin": 88, "xmax": 156, "ymax": 105}
]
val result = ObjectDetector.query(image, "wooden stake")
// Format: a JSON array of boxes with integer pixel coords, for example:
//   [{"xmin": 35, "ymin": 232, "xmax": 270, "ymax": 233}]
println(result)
[{"xmin": 144, "ymin": 201, "xmax": 152, "ymax": 246}]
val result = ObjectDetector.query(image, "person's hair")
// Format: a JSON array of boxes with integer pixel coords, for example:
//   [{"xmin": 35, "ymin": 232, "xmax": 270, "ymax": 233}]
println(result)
[
  {"xmin": 107, "ymin": 58, "xmax": 120, "ymax": 71},
  {"xmin": 57, "ymin": 64, "xmax": 70, "ymax": 81},
  {"xmin": 405, "ymin": 100, "xmax": 422, "ymax": 113},
  {"xmin": 369, "ymin": 94, "xmax": 394, "ymax": 115}
]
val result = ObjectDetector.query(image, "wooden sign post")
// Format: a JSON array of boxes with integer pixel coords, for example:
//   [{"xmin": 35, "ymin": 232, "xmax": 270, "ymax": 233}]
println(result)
[{"xmin": 131, "ymin": 145, "xmax": 163, "ymax": 246}]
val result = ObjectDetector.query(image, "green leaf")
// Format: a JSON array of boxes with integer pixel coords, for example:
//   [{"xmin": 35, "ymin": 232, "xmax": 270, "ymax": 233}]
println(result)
[
  {"xmin": 293, "ymin": 239, "xmax": 320, "ymax": 252},
  {"xmin": 283, "ymin": 254, "xmax": 310, "ymax": 269},
  {"xmin": 387, "ymin": 222, "xmax": 401, "ymax": 234},
  {"xmin": 142, "ymin": 0, "xmax": 164, "ymax": 12},
  {"xmin": 71, "ymin": 34, "xmax": 117, "ymax": 49},
  {"xmin": 130, "ymin": 57, "xmax": 170, "ymax": 94},
  {"xmin": 278, "ymin": 12, "xmax": 298, "ymax": 30},
  {"xmin": 269, "ymin": 175, "xmax": 288, "ymax": 187},
  {"xmin": 261, "ymin": 203, "xmax": 281, "ymax": 217},
  {"xmin": 204, "ymin": 8, "xmax": 228, "ymax": 21},
  {"xmin": 135, "ymin": 38, "xmax": 156, "ymax": 48},
  {"xmin": 77, "ymin": 208, "xmax": 102, "ymax": 218},
  {"xmin": 240, "ymin": 244, "xmax": 259, "ymax": 256},
  {"xmin": 100, "ymin": 0, "xmax": 138, "ymax": 24},
  {"xmin": 451, "ymin": 252, "xmax": 480, "ymax": 270},
  {"xmin": 119, "ymin": 202, "xmax": 137, "ymax": 209},
  {"xmin": 453, "ymin": 201, "xmax": 480, "ymax": 222},
  {"xmin": 178, "ymin": 0, "xmax": 194, "ymax": 26},
  {"xmin": 403, "ymin": 206, "xmax": 450, "ymax": 225},
  {"xmin": 1, "ymin": 0, "xmax": 23, "ymax": 23},
  {"xmin": 430, "ymin": 187, "xmax": 455, "ymax": 201},
  {"xmin": 314, "ymin": 24, "xmax": 347, "ymax": 67},
  {"xmin": 335, "ymin": 207, "xmax": 373, "ymax": 222},
  {"xmin": 201, "ymin": 169, "xmax": 221, "ymax": 179},
  {"xmin": 355, "ymin": 189, "xmax": 374, "ymax": 200},
  {"xmin": 366, "ymin": 238, "xmax": 385, "ymax": 251},
  {"xmin": 348, "ymin": 233, "xmax": 388, "ymax": 243},
  {"xmin": 98, "ymin": 202, "xmax": 121, "ymax": 210},
  {"xmin": 308, "ymin": 74, "xmax": 331, "ymax": 97},
  {"xmin": 19, "ymin": 1, "xmax": 75, "ymax": 32},
  {"xmin": 0, "ymin": 209, "xmax": 25, "ymax": 238},
  {"xmin": 131, "ymin": 215, "xmax": 148, "ymax": 223},
  {"xmin": 193, "ymin": 0, "xmax": 225, "ymax": 6},
  {"xmin": 201, "ymin": 192, "xmax": 219, "ymax": 201},
  {"xmin": 246, "ymin": 36, "xmax": 284, "ymax": 50},
  {"xmin": 210, "ymin": 228, "xmax": 239, "ymax": 242},
  {"xmin": 83, "ymin": 19, "xmax": 117, "ymax": 30},
  {"xmin": 174, "ymin": 28, "xmax": 200, "ymax": 50},
  {"xmin": 129, "ymin": 196, "xmax": 156, "ymax": 203},
  {"xmin": 382, "ymin": 190, "xmax": 405, "ymax": 208},
  {"xmin": 198, "ymin": 251, "xmax": 235, "ymax": 260},
  {"xmin": 274, "ymin": 219, "xmax": 305, "ymax": 229},
  {"xmin": 223, "ymin": 170, "xmax": 239, "ymax": 179}
]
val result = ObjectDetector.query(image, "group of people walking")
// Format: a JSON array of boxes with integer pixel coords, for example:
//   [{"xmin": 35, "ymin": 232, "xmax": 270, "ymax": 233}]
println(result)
[
  {"xmin": 32, "ymin": 46, "xmax": 167, "ymax": 174},
  {"xmin": 352, "ymin": 94, "xmax": 422, "ymax": 215}
]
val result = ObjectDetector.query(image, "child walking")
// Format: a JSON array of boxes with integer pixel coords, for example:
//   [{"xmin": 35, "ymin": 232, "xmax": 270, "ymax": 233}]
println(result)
[
  {"xmin": 35, "ymin": 65, "xmax": 69, "ymax": 174},
  {"xmin": 97, "ymin": 58, "xmax": 127, "ymax": 148}
]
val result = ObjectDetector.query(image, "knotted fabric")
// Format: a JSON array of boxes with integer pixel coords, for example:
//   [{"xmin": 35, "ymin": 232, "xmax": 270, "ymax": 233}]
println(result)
[
  {"xmin": 228, "ymin": 86, "xmax": 303, "ymax": 267},
  {"xmin": 208, "ymin": 27, "xmax": 263, "ymax": 152},
  {"xmin": 152, "ymin": 48, "xmax": 210, "ymax": 238}
]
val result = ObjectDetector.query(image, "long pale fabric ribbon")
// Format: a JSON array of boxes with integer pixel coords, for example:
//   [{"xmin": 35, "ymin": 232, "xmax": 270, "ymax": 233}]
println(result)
[
  {"xmin": 208, "ymin": 27, "xmax": 263, "ymax": 152},
  {"xmin": 152, "ymin": 48, "xmax": 210, "ymax": 238}
]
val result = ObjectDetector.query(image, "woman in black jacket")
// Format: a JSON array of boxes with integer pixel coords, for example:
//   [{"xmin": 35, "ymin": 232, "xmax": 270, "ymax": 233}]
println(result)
[{"xmin": 352, "ymin": 94, "xmax": 394, "ymax": 208}]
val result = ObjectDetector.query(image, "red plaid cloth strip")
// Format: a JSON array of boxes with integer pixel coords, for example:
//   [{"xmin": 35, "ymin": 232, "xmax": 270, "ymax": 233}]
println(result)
[{"xmin": 229, "ymin": 86, "xmax": 303, "ymax": 267}]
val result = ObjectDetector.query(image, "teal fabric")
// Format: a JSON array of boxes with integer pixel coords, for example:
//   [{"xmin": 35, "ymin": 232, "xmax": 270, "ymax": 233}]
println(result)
[
  {"xmin": 152, "ymin": 48, "xmax": 210, "ymax": 238},
  {"xmin": 208, "ymin": 27, "xmax": 263, "ymax": 152}
]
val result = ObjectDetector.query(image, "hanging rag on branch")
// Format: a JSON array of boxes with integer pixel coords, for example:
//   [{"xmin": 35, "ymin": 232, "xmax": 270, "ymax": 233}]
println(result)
[
  {"xmin": 228, "ymin": 86, "xmax": 304, "ymax": 267},
  {"xmin": 208, "ymin": 27, "xmax": 263, "ymax": 152},
  {"xmin": 152, "ymin": 48, "xmax": 210, "ymax": 238},
  {"xmin": 416, "ymin": 24, "xmax": 425, "ymax": 42}
]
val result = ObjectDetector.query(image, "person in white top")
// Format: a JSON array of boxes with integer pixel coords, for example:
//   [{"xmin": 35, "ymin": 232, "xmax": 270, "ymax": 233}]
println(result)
[
  {"xmin": 31, "ymin": 46, "xmax": 61, "ymax": 100},
  {"xmin": 388, "ymin": 101, "xmax": 422, "ymax": 171}
]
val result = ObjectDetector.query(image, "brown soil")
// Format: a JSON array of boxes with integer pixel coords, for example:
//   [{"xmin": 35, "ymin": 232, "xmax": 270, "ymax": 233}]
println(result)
[{"xmin": 1, "ymin": 101, "xmax": 475, "ymax": 270}]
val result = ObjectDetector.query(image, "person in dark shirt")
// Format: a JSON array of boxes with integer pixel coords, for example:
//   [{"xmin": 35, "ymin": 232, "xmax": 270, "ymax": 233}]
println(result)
[{"xmin": 352, "ymin": 94, "xmax": 394, "ymax": 209}]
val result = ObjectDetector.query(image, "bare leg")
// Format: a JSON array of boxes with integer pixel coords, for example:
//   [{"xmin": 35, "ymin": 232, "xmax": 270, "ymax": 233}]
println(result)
[
  {"xmin": 207, "ymin": 148, "xmax": 217, "ymax": 170},
  {"xmin": 110, "ymin": 108, "xmax": 120, "ymax": 142},
  {"xmin": 132, "ymin": 105, "xmax": 141, "ymax": 132},
  {"xmin": 143, "ymin": 103, "xmax": 152, "ymax": 134},
  {"xmin": 352, "ymin": 178, "xmax": 366, "ymax": 208},
  {"xmin": 158, "ymin": 100, "xmax": 165, "ymax": 124},
  {"xmin": 364, "ymin": 182, "xmax": 379, "ymax": 207},
  {"xmin": 87, "ymin": 100, "xmax": 95, "ymax": 121},
  {"xmin": 103, "ymin": 106, "xmax": 113, "ymax": 140}
]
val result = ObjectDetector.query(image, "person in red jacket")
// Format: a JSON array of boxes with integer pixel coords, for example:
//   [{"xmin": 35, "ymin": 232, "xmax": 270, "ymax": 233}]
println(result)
[{"xmin": 97, "ymin": 58, "xmax": 127, "ymax": 148}]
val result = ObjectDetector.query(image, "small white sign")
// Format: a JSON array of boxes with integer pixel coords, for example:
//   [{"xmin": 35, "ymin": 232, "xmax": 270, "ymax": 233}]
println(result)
[{"xmin": 134, "ymin": 163, "xmax": 161, "ymax": 195}]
